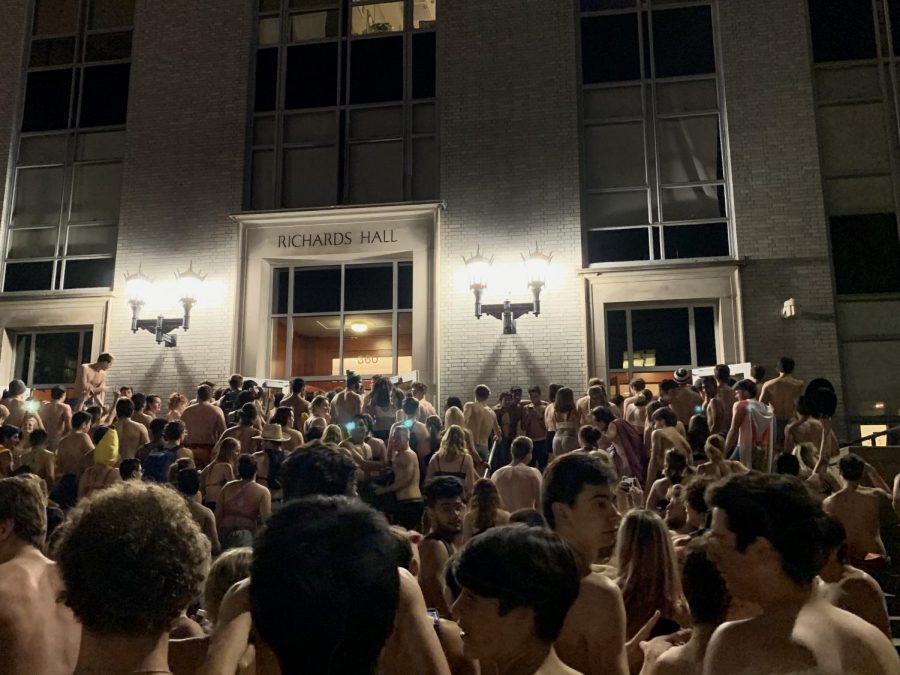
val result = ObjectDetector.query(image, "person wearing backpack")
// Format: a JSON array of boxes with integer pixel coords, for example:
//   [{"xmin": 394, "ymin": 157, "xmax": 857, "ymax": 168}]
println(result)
[{"xmin": 144, "ymin": 421, "xmax": 193, "ymax": 484}]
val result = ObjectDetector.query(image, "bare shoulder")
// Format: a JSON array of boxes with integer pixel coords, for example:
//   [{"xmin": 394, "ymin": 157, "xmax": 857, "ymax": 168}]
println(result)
[
  {"xmin": 821, "ymin": 603, "xmax": 900, "ymax": 672},
  {"xmin": 577, "ymin": 571, "xmax": 622, "ymax": 610},
  {"xmin": 704, "ymin": 619, "xmax": 756, "ymax": 673}
]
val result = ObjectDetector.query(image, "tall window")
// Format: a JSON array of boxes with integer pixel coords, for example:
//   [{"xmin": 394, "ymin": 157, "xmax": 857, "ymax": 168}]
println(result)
[
  {"xmin": 578, "ymin": 0, "xmax": 730, "ymax": 265},
  {"xmin": 269, "ymin": 261, "xmax": 413, "ymax": 380},
  {"xmin": 4, "ymin": 0, "xmax": 133, "ymax": 292},
  {"xmin": 14, "ymin": 328, "xmax": 93, "ymax": 387},
  {"xmin": 250, "ymin": 0, "xmax": 438, "ymax": 210}
]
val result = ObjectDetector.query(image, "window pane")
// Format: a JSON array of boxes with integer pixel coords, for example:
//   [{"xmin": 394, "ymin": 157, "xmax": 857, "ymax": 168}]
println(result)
[
  {"xmin": 33, "ymin": 0, "xmax": 78, "ymax": 35},
  {"xmin": 584, "ymin": 85, "xmax": 643, "ymax": 119},
  {"xmin": 19, "ymin": 134, "xmax": 67, "ymax": 165},
  {"xmin": 397, "ymin": 311, "xmax": 412, "ymax": 373},
  {"xmin": 63, "ymin": 258, "xmax": 114, "ymax": 288},
  {"xmin": 582, "ymin": 0, "xmax": 634, "ymax": 9},
  {"xmin": 414, "ymin": 0, "xmax": 436, "ymax": 28},
  {"xmin": 252, "ymin": 150, "xmax": 275, "ymax": 210},
  {"xmin": 89, "ymin": 0, "xmax": 135, "ymax": 29},
  {"xmin": 15, "ymin": 334, "xmax": 32, "ymax": 384},
  {"xmin": 657, "ymin": 116, "xmax": 722, "ymax": 184},
  {"xmin": 344, "ymin": 313, "xmax": 394, "ymax": 375},
  {"xmin": 351, "ymin": 1, "xmax": 405, "ymax": 35},
  {"xmin": 7, "ymin": 228, "xmax": 58, "ymax": 259},
  {"xmin": 694, "ymin": 306, "xmax": 716, "ymax": 367},
  {"xmin": 398, "ymin": 262, "xmax": 412, "ymax": 309},
  {"xmin": 76, "ymin": 130, "xmax": 125, "ymax": 160},
  {"xmin": 814, "ymin": 65, "xmax": 881, "ymax": 101},
  {"xmin": 254, "ymin": 116, "xmax": 276, "ymax": 145},
  {"xmin": 606, "ymin": 309, "xmax": 628, "ymax": 370},
  {"xmin": 842, "ymin": 340, "xmax": 900, "ymax": 417},
  {"xmin": 588, "ymin": 228, "xmax": 650, "ymax": 264},
  {"xmin": 85, "ymin": 31, "xmax": 132, "ymax": 61},
  {"xmin": 818, "ymin": 103, "xmax": 890, "ymax": 177},
  {"xmin": 349, "ymin": 141, "xmax": 404, "ymax": 203},
  {"xmin": 272, "ymin": 267, "xmax": 289, "ymax": 314},
  {"xmin": 292, "ymin": 0, "xmax": 338, "ymax": 7},
  {"xmin": 4, "ymin": 261, "xmax": 54, "ymax": 291},
  {"xmin": 286, "ymin": 112, "xmax": 335, "ymax": 144},
  {"xmin": 413, "ymin": 103, "xmax": 435, "ymax": 133},
  {"xmin": 350, "ymin": 107, "xmax": 402, "ymax": 139},
  {"xmin": 271, "ymin": 317, "xmax": 289, "ymax": 379},
  {"xmin": 350, "ymin": 37, "xmax": 404, "ymax": 104},
  {"xmin": 65, "ymin": 224, "xmax": 117, "ymax": 255},
  {"xmin": 22, "ymin": 69, "xmax": 72, "ymax": 132},
  {"xmin": 71, "ymin": 163, "xmax": 123, "ymax": 222},
  {"xmin": 258, "ymin": 17, "xmax": 280, "ymax": 45},
  {"xmin": 32, "ymin": 332, "xmax": 81, "ymax": 384},
  {"xmin": 12, "ymin": 167, "xmax": 64, "ymax": 228},
  {"xmin": 412, "ymin": 137, "xmax": 439, "ymax": 200},
  {"xmin": 283, "ymin": 146, "xmax": 339, "ymax": 207},
  {"xmin": 663, "ymin": 222, "xmax": 729, "ymax": 259},
  {"xmin": 255, "ymin": 48, "xmax": 278, "ymax": 112},
  {"xmin": 345, "ymin": 263, "xmax": 393, "ymax": 311},
  {"xmin": 285, "ymin": 43, "xmax": 339, "ymax": 109},
  {"xmin": 581, "ymin": 14, "xmax": 641, "ymax": 83},
  {"xmin": 413, "ymin": 32, "xmax": 436, "ymax": 99},
  {"xmin": 808, "ymin": 0, "xmax": 876, "ymax": 63},
  {"xmin": 660, "ymin": 185, "xmax": 726, "ymax": 222},
  {"xmin": 294, "ymin": 266, "xmax": 341, "ymax": 313},
  {"xmin": 584, "ymin": 123, "xmax": 645, "ymax": 189},
  {"xmin": 656, "ymin": 79, "xmax": 717, "ymax": 114},
  {"xmin": 830, "ymin": 214, "xmax": 900, "ymax": 294},
  {"xmin": 79, "ymin": 64, "xmax": 130, "ymax": 127},
  {"xmin": 290, "ymin": 11, "xmax": 339, "ymax": 41},
  {"xmin": 824, "ymin": 176, "xmax": 894, "ymax": 215},
  {"xmin": 585, "ymin": 190, "xmax": 649, "ymax": 228},
  {"xmin": 652, "ymin": 7, "xmax": 715, "ymax": 78},
  {"xmin": 260, "ymin": 0, "xmax": 279, "ymax": 11},
  {"xmin": 291, "ymin": 315, "xmax": 341, "ymax": 376},
  {"xmin": 81, "ymin": 330, "xmax": 93, "ymax": 365},
  {"xmin": 30, "ymin": 37, "xmax": 76, "ymax": 66},
  {"xmin": 632, "ymin": 308, "xmax": 691, "ymax": 366}
]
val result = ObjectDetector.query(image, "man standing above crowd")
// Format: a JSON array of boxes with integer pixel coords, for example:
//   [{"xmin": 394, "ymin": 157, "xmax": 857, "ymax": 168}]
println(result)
[
  {"xmin": 701, "ymin": 376, "xmax": 727, "ymax": 436},
  {"xmin": 280, "ymin": 377, "xmax": 309, "ymax": 431},
  {"xmin": 216, "ymin": 373, "xmax": 244, "ymax": 415},
  {"xmin": 113, "ymin": 398, "xmax": 149, "ymax": 460},
  {"xmin": 521, "ymin": 386, "xmax": 549, "ymax": 471},
  {"xmin": 760, "ymin": 357, "xmax": 804, "ymax": 449},
  {"xmin": 74, "ymin": 352, "xmax": 113, "ymax": 411},
  {"xmin": 660, "ymin": 370, "xmax": 703, "ymax": 428},
  {"xmin": 464, "ymin": 384, "xmax": 502, "ymax": 465},
  {"xmin": 332, "ymin": 371, "xmax": 364, "ymax": 426},
  {"xmin": 714, "ymin": 364, "xmax": 737, "ymax": 430},
  {"xmin": 38, "ymin": 385, "xmax": 71, "ymax": 449},
  {"xmin": 491, "ymin": 436, "xmax": 542, "ymax": 511},
  {"xmin": 180, "ymin": 385, "xmax": 226, "ymax": 467}
]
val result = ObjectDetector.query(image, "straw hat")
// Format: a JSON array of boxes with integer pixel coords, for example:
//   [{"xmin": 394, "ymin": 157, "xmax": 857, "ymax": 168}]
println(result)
[{"xmin": 253, "ymin": 423, "xmax": 290, "ymax": 442}]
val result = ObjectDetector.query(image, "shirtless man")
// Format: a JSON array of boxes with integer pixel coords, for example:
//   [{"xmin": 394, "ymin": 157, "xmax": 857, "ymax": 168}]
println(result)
[
  {"xmin": 18, "ymin": 429, "xmax": 55, "ymax": 491},
  {"xmin": 280, "ymin": 377, "xmax": 309, "ymax": 431},
  {"xmin": 0, "ymin": 476, "xmax": 80, "ymax": 675},
  {"xmin": 130, "ymin": 393, "xmax": 154, "ymax": 427},
  {"xmin": 705, "ymin": 472, "xmax": 899, "ymax": 675},
  {"xmin": 332, "ymin": 371, "xmax": 364, "ymax": 427},
  {"xmin": 783, "ymin": 397, "xmax": 823, "ymax": 453},
  {"xmin": 491, "ymin": 436, "xmax": 542, "ymax": 511},
  {"xmin": 646, "ymin": 407, "xmax": 693, "ymax": 496},
  {"xmin": 393, "ymin": 397, "xmax": 430, "ymax": 469},
  {"xmin": 491, "ymin": 391, "xmax": 520, "ymax": 473},
  {"xmin": 464, "ymin": 384, "xmax": 502, "ymax": 464},
  {"xmin": 419, "ymin": 476, "xmax": 465, "ymax": 617},
  {"xmin": 713, "ymin": 364, "xmax": 737, "ymax": 431},
  {"xmin": 823, "ymin": 453, "xmax": 895, "ymax": 567},
  {"xmin": 622, "ymin": 378, "xmax": 645, "ymax": 421},
  {"xmin": 38, "ymin": 386, "xmax": 71, "ymax": 449},
  {"xmin": 701, "ymin": 376, "xmax": 727, "ymax": 436},
  {"xmin": 180, "ymin": 385, "xmax": 227, "ymax": 465},
  {"xmin": 56, "ymin": 411, "xmax": 95, "ymax": 481},
  {"xmin": 144, "ymin": 394, "xmax": 162, "ymax": 421},
  {"xmin": 1, "ymin": 379, "xmax": 27, "ymax": 427},
  {"xmin": 576, "ymin": 380, "xmax": 608, "ymax": 422},
  {"xmin": 73, "ymin": 352, "xmax": 113, "ymax": 411},
  {"xmin": 271, "ymin": 406, "xmax": 303, "ymax": 453},
  {"xmin": 112, "ymin": 398, "xmax": 149, "ymax": 460},
  {"xmin": 759, "ymin": 357, "xmax": 804, "ymax": 450},
  {"xmin": 410, "ymin": 381, "xmax": 437, "ymax": 422},
  {"xmin": 522, "ymin": 386, "xmax": 550, "ymax": 471},
  {"xmin": 544, "ymin": 453, "xmax": 628, "ymax": 675},
  {"xmin": 374, "ymin": 425, "xmax": 423, "ymax": 531},
  {"xmin": 660, "ymin": 374, "xmax": 703, "ymax": 429}
]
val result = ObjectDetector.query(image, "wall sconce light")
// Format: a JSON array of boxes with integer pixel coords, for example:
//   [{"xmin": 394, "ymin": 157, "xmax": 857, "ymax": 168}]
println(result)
[
  {"xmin": 780, "ymin": 297, "xmax": 834, "ymax": 322},
  {"xmin": 463, "ymin": 243, "xmax": 553, "ymax": 335},
  {"xmin": 125, "ymin": 262, "xmax": 207, "ymax": 347}
]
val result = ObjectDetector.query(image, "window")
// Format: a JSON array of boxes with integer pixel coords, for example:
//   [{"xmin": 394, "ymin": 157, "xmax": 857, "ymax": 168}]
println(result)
[
  {"xmin": 250, "ymin": 0, "xmax": 438, "ymax": 209},
  {"xmin": 829, "ymin": 214, "xmax": 900, "ymax": 294},
  {"xmin": 579, "ymin": 1, "xmax": 731, "ymax": 265},
  {"xmin": 14, "ymin": 329, "xmax": 93, "ymax": 386},
  {"xmin": 5, "ymin": 0, "xmax": 133, "ymax": 292},
  {"xmin": 269, "ymin": 260, "xmax": 413, "ymax": 379},
  {"xmin": 606, "ymin": 304, "xmax": 717, "ymax": 371}
]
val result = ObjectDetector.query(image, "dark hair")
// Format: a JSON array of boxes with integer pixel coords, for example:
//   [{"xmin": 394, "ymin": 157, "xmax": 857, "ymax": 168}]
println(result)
[
  {"xmin": 86, "ymin": 406, "xmax": 103, "ymax": 423},
  {"xmin": 402, "ymin": 396, "xmax": 419, "ymax": 417},
  {"xmin": 542, "ymin": 453, "xmax": 615, "ymax": 529},
  {"xmin": 131, "ymin": 393, "xmax": 146, "ymax": 412},
  {"xmin": 0, "ymin": 424, "xmax": 19, "ymax": 444},
  {"xmin": 591, "ymin": 406, "xmax": 616, "ymax": 425},
  {"xmin": 115, "ymin": 398, "xmax": 135, "ymax": 419},
  {"xmin": 838, "ymin": 453, "xmax": 865, "ymax": 482},
  {"xmin": 509, "ymin": 508, "xmax": 548, "ymax": 528},
  {"xmin": 659, "ymin": 379, "xmax": 678, "ymax": 394},
  {"xmin": 511, "ymin": 436, "xmax": 533, "ymax": 461},
  {"xmin": 305, "ymin": 426, "xmax": 324, "ymax": 442},
  {"xmin": 445, "ymin": 396, "xmax": 463, "ymax": 411},
  {"xmin": 474, "ymin": 384, "xmax": 490, "ymax": 401},
  {"xmin": 272, "ymin": 406, "xmax": 292, "ymax": 427},
  {"xmin": 820, "ymin": 516, "xmax": 849, "ymax": 564},
  {"xmin": 0, "ymin": 476, "xmax": 46, "ymax": 548},
  {"xmin": 237, "ymin": 455, "xmax": 258, "ymax": 480},
  {"xmin": 735, "ymin": 379, "xmax": 757, "ymax": 398},
  {"xmin": 148, "ymin": 418, "xmax": 167, "ymax": 439},
  {"xmin": 775, "ymin": 452, "xmax": 800, "ymax": 477},
  {"xmin": 177, "ymin": 468, "xmax": 201, "ymax": 496},
  {"xmin": 119, "ymin": 458, "xmax": 141, "ymax": 480},
  {"xmin": 163, "ymin": 421, "xmax": 185, "ymax": 442},
  {"xmin": 281, "ymin": 446, "xmax": 356, "ymax": 500},
  {"xmin": 290, "ymin": 377, "xmax": 305, "ymax": 393},
  {"xmin": 554, "ymin": 387, "xmax": 575, "ymax": 414},
  {"xmin": 651, "ymin": 407, "xmax": 677, "ymax": 427},
  {"xmin": 454, "ymin": 525, "xmax": 580, "ymax": 642},
  {"xmin": 29, "ymin": 428, "xmax": 48, "ymax": 448},
  {"xmin": 229, "ymin": 374, "xmax": 243, "ymax": 388},
  {"xmin": 687, "ymin": 414, "xmax": 710, "ymax": 457},
  {"xmin": 777, "ymin": 357, "xmax": 795, "ymax": 374},
  {"xmin": 145, "ymin": 395, "xmax": 160, "ymax": 408},
  {"xmin": 72, "ymin": 411, "xmax": 91, "ymax": 430},
  {"xmin": 97, "ymin": 353, "xmax": 114, "ymax": 364},
  {"xmin": 423, "ymin": 476, "xmax": 465, "ymax": 507},
  {"xmin": 91, "ymin": 426, "xmax": 110, "ymax": 445},
  {"xmin": 578, "ymin": 425, "xmax": 602, "ymax": 449},
  {"xmin": 238, "ymin": 402, "xmax": 258, "ymax": 425},
  {"xmin": 707, "ymin": 473, "xmax": 826, "ymax": 585},
  {"xmin": 51, "ymin": 385, "xmax": 66, "ymax": 401},
  {"xmin": 681, "ymin": 541, "xmax": 730, "ymax": 625},
  {"xmin": 684, "ymin": 475, "xmax": 714, "ymax": 517},
  {"xmin": 528, "ymin": 386, "xmax": 541, "ymax": 396},
  {"xmin": 251, "ymin": 496, "xmax": 399, "ymax": 675},
  {"xmin": 196, "ymin": 385, "xmax": 212, "ymax": 401},
  {"xmin": 750, "ymin": 365, "xmax": 766, "ymax": 381},
  {"xmin": 714, "ymin": 364, "xmax": 730, "ymax": 381}
]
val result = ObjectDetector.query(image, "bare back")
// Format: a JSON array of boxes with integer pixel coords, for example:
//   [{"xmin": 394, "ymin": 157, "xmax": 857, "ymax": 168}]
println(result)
[
  {"xmin": 823, "ymin": 487, "xmax": 889, "ymax": 559},
  {"xmin": 56, "ymin": 432, "xmax": 93, "ymax": 476},
  {"xmin": 668, "ymin": 388, "xmax": 703, "ymax": 428},
  {"xmin": 759, "ymin": 375, "xmax": 803, "ymax": 420},
  {"xmin": 491, "ymin": 463, "xmax": 542, "ymax": 511},
  {"xmin": 38, "ymin": 401, "xmax": 71, "ymax": 448},
  {"xmin": 464, "ymin": 402, "xmax": 497, "ymax": 446},
  {"xmin": 556, "ymin": 572, "xmax": 628, "ymax": 675},
  {"xmin": 114, "ymin": 418, "xmax": 149, "ymax": 460}
]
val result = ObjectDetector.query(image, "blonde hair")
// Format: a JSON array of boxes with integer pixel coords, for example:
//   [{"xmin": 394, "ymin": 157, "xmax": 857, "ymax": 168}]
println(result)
[
  {"xmin": 214, "ymin": 437, "xmax": 240, "ymax": 465},
  {"xmin": 444, "ymin": 406, "xmax": 465, "ymax": 428},
  {"xmin": 438, "ymin": 425, "xmax": 467, "ymax": 462},
  {"xmin": 321, "ymin": 424, "xmax": 344, "ymax": 445},
  {"xmin": 470, "ymin": 478, "xmax": 503, "ymax": 532},
  {"xmin": 203, "ymin": 547, "xmax": 253, "ymax": 625},
  {"xmin": 168, "ymin": 392, "xmax": 188, "ymax": 410},
  {"xmin": 20, "ymin": 412, "xmax": 44, "ymax": 432},
  {"xmin": 704, "ymin": 434, "xmax": 725, "ymax": 462}
]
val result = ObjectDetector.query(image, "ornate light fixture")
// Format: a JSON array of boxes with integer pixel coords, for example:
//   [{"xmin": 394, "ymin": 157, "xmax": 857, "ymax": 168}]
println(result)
[
  {"xmin": 125, "ymin": 262, "xmax": 207, "ymax": 347},
  {"xmin": 464, "ymin": 243, "xmax": 553, "ymax": 335}
]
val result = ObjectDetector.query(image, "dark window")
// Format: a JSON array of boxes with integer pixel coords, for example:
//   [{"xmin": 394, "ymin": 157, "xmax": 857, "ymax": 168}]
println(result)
[
  {"xmin": 63, "ymin": 258, "xmax": 114, "ymax": 288},
  {"xmin": 285, "ymin": 43, "xmax": 339, "ymax": 109},
  {"xmin": 85, "ymin": 31, "xmax": 132, "ymax": 62},
  {"xmin": 830, "ymin": 214, "xmax": 900, "ymax": 294},
  {"xmin": 344, "ymin": 263, "xmax": 393, "ymax": 311},
  {"xmin": 694, "ymin": 306, "xmax": 716, "ymax": 366},
  {"xmin": 581, "ymin": 14, "xmax": 641, "ymax": 83},
  {"xmin": 632, "ymin": 307, "xmax": 691, "ymax": 365},
  {"xmin": 30, "ymin": 37, "xmax": 76, "ymax": 67},
  {"xmin": 293, "ymin": 266, "xmax": 341, "ymax": 313},
  {"xmin": 808, "ymin": 0, "xmax": 876, "ymax": 63},
  {"xmin": 79, "ymin": 64, "xmax": 130, "ymax": 127},
  {"xmin": 273, "ymin": 267, "xmax": 290, "ymax": 314},
  {"xmin": 891, "ymin": 0, "xmax": 900, "ymax": 53},
  {"xmin": 651, "ymin": 7, "xmax": 716, "ymax": 78},
  {"xmin": 32, "ymin": 331, "xmax": 81, "ymax": 384},
  {"xmin": 350, "ymin": 37, "xmax": 404, "ymax": 104},
  {"xmin": 582, "ymin": 0, "xmax": 634, "ymax": 9},
  {"xmin": 255, "ymin": 47, "xmax": 278, "ymax": 112},
  {"xmin": 89, "ymin": 0, "xmax": 135, "ymax": 29},
  {"xmin": 606, "ymin": 309, "xmax": 628, "ymax": 370},
  {"xmin": 33, "ymin": 0, "xmax": 78, "ymax": 35},
  {"xmin": 588, "ymin": 228, "xmax": 651, "ymax": 263},
  {"xmin": 22, "ymin": 69, "xmax": 72, "ymax": 132},
  {"xmin": 413, "ymin": 32, "xmax": 436, "ymax": 99},
  {"xmin": 663, "ymin": 222, "xmax": 729, "ymax": 259},
  {"xmin": 398, "ymin": 262, "xmax": 413, "ymax": 309},
  {"xmin": 3, "ymin": 261, "xmax": 54, "ymax": 291}
]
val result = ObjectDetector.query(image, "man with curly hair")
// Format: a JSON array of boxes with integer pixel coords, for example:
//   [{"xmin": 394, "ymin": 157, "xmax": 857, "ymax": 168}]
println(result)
[{"xmin": 54, "ymin": 481, "xmax": 211, "ymax": 674}]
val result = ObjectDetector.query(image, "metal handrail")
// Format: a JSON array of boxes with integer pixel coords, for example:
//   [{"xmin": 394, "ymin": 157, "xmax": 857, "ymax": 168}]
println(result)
[{"xmin": 842, "ymin": 425, "xmax": 900, "ymax": 448}]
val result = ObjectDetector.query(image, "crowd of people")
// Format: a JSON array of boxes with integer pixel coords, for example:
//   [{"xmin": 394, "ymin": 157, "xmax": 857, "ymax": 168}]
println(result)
[{"xmin": 0, "ymin": 354, "xmax": 899, "ymax": 674}]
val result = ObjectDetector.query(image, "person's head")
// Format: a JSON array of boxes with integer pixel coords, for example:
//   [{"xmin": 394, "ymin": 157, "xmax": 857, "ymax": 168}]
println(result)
[
  {"xmin": 444, "ymin": 405, "xmax": 465, "ymax": 430},
  {"xmin": 145, "ymin": 395, "xmax": 161, "ymax": 414},
  {"xmin": 445, "ymin": 396, "xmax": 463, "ymax": 411},
  {"xmin": 423, "ymin": 477, "xmax": 465, "ymax": 535},
  {"xmin": 271, "ymin": 406, "xmax": 294, "ymax": 429},
  {"xmin": 703, "ymin": 434, "xmax": 725, "ymax": 462},
  {"xmin": 587, "ymin": 385, "xmax": 606, "ymax": 405},
  {"xmin": 665, "ymin": 484, "xmax": 687, "ymax": 530},
  {"xmin": 774, "ymin": 452, "xmax": 800, "ymax": 477},
  {"xmin": 590, "ymin": 405, "xmax": 616, "ymax": 431},
  {"xmin": 651, "ymin": 406, "xmax": 677, "ymax": 429},
  {"xmin": 509, "ymin": 508, "xmax": 548, "ymax": 528},
  {"xmin": 451, "ymin": 526, "xmax": 580, "ymax": 661},
  {"xmin": 96, "ymin": 353, "xmax": 114, "ymax": 370},
  {"xmin": 251, "ymin": 496, "xmax": 399, "ymax": 675},
  {"xmin": 498, "ymin": 391, "xmax": 513, "ymax": 407},
  {"xmin": 659, "ymin": 379, "xmax": 678, "ymax": 399},
  {"xmin": 177, "ymin": 468, "xmax": 201, "ymax": 497},
  {"xmin": 6, "ymin": 379, "xmax": 26, "ymax": 398},
  {"xmin": 542, "ymin": 453, "xmax": 619, "ymax": 557},
  {"xmin": 131, "ymin": 393, "xmax": 146, "ymax": 413},
  {"xmin": 119, "ymin": 458, "xmax": 142, "ymax": 481},
  {"xmin": 425, "ymin": 415, "xmax": 442, "ymax": 444},
  {"xmin": 554, "ymin": 387, "xmax": 575, "ymax": 413},
  {"xmin": 630, "ymin": 378, "xmax": 646, "ymax": 394},
  {"xmin": 511, "ymin": 436, "xmax": 533, "ymax": 463},
  {"xmin": 196, "ymin": 385, "xmax": 212, "ymax": 402},
  {"xmin": 346, "ymin": 414, "xmax": 369, "ymax": 443},
  {"xmin": 228, "ymin": 374, "xmax": 243, "ymax": 390},
  {"xmin": 777, "ymin": 357, "xmax": 795, "ymax": 375},
  {"xmin": 714, "ymin": 364, "xmax": 730, "ymax": 383},
  {"xmin": 687, "ymin": 414, "xmax": 710, "ymax": 448},
  {"xmin": 439, "ymin": 424, "xmax": 467, "ymax": 461},
  {"xmin": 470, "ymin": 478, "xmax": 502, "ymax": 525},
  {"xmin": 86, "ymin": 406, "xmax": 103, "ymax": 426},
  {"xmin": 54, "ymin": 482, "xmax": 210, "ymax": 637},
  {"xmin": 0, "ymin": 476, "xmax": 46, "ymax": 555},
  {"xmin": 204, "ymin": 547, "xmax": 253, "ymax": 626},
  {"xmin": 141, "ymin": 420, "xmax": 164, "ymax": 446},
  {"xmin": 527, "ymin": 386, "xmax": 542, "ymax": 405},
  {"xmin": 281, "ymin": 445, "xmax": 356, "ymax": 499},
  {"xmin": 115, "ymin": 397, "xmax": 134, "ymax": 420},
  {"xmin": 0, "ymin": 425, "xmax": 19, "ymax": 449},
  {"xmin": 168, "ymin": 392, "xmax": 188, "ymax": 412},
  {"xmin": 167, "ymin": 457, "xmax": 195, "ymax": 486},
  {"xmin": 71, "ymin": 411, "xmax": 91, "ymax": 433},
  {"xmin": 388, "ymin": 424, "xmax": 409, "ymax": 451},
  {"xmin": 118, "ymin": 386, "xmax": 133, "ymax": 399},
  {"xmin": 318, "ymin": 424, "xmax": 341, "ymax": 446},
  {"xmin": 663, "ymin": 449, "xmax": 687, "ymax": 483},
  {"xmin": 838, "ymin": 453, "xmax": 865, "ymax": 482},
  {"xmin": 20, "ymin": 412, "xmax": 39, "ymax": 436},
  {"xmin": 706, "ymin": 473, "xmax": 826, "ymax": 600},
  {"xmin": 237, "ymin": 454, "xmax": 258, "ymax": 481},
  {"xmin": 346, "ymin": 371, "xmax": 362, "ymax": 392},
  {"xmin": 402, "ymin": 396, "xmax": 419, "ymax": 419},
  {"xmin": 212, "ymin": 438, "xmax": 240, "ymax": 466},
  {"xmin": 28, "ymin": 428, "xmax": 48, "ymax": 450},
  {"xmin": 163, "ymin": 420, "xmax": 186, "ymax": 444},
  {"xmin": 684, "ymin": 475, "xmax": 714, "ymax": 530},
  {"xmin": 474, "ymin": 384, "xmax": 491, "ymax": 402},
  {"xmin": 734, "ymin": 379, "xmax": 757, "ymax": 400},
  {"xmin": 701, "ymin": 375, "xmax": 718, "ymax": 399},
  {"xmin": 750, "ymin": 365, "xmax": 766, "ymax": 382},
  {"xmin": 820, "ymin": 516, "xmax": 850, "ymax": 566},
  {"xmin": 411, "ymin": 381, "xmax": 427, "ymax": 399},
  {"xmin": 50, "ymin": 385, "xmax": 66, "ymax": 401},
  {"xmin": 510, "ymin": 386, "xmax": 523, "ymax": 403},
  {"xmin": 290, "ymin": 377, "xmax": 305, "ymax": 394},
  {"xmin": 310, "ymin": 395, "xmax": 328, "ymax": 415},
  {"xmin": 578, "ymin": 424, "xmax": 602, "ymax": 450},
  {"xmin": 238, "ymin": 402, "xmax": 257, "ymax": 426},
  {"xmin": 681, "ymin": 540, "xmax": 730, "ymax": 626}
]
